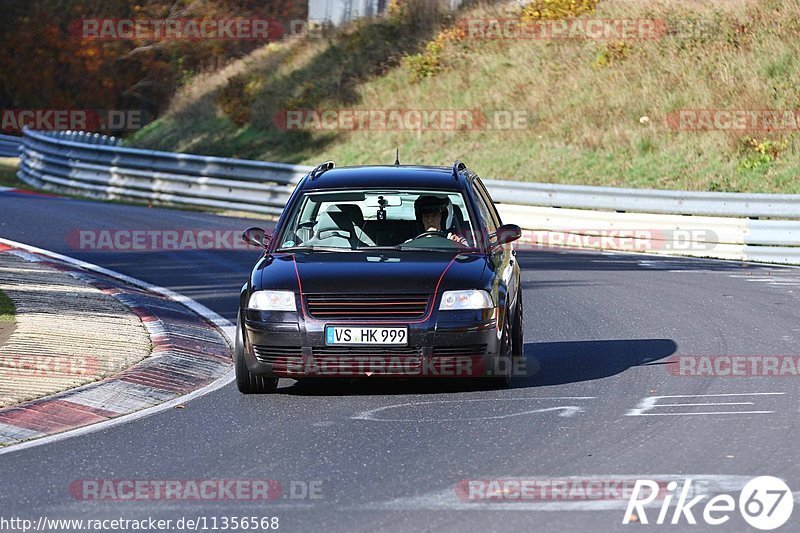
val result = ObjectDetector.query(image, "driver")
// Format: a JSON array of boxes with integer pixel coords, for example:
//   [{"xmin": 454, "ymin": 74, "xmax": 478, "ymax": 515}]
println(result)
[{"xmin": 413, "ymin": 195, "xmax": 468, "ymax": 246}]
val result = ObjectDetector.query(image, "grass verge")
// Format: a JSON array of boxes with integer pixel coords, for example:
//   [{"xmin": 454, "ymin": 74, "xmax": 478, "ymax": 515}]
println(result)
[
  {"xmin": 0, "ymin": 158, "xmax": 24, "ymax": 189},
  {"xmin": 0, "ymin": 289, "xmax": 15, "ymax": 323}
]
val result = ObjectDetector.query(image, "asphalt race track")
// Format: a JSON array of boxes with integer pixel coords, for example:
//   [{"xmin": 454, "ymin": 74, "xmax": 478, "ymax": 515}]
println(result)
[{"xmin": 1, "ymin": 190, "xmax": 799, "ymax": 532}]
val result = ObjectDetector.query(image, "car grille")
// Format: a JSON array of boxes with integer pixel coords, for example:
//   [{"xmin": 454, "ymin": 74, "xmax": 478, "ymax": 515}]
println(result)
[
  {"xmin": 313, "ymin": 346, "xmax": 423, "ymax": 357},
  {"xmin": 305, "ymin": 294, "xmax": 429, "ymax": 320}
]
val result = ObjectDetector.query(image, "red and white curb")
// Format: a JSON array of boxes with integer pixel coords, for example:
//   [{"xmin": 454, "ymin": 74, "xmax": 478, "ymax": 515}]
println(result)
[
  {"xmin": 0, "ymin": 187, "xmax": 60, "ymax": 197},
  {"xmin": 0, "ymin": 238, "xmax": 235, "ymax": 453}
]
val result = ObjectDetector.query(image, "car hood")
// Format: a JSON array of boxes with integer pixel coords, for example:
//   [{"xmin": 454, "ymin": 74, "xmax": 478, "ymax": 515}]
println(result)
[{"xmin": 254, "ymin": 251, "xmax": 489, "ymax": 295}]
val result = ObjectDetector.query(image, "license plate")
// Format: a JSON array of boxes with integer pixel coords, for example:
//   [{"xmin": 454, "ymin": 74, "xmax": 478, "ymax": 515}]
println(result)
[{"xmin": 325, "ymin": 326, "xmax": 407, "ymax": 345}]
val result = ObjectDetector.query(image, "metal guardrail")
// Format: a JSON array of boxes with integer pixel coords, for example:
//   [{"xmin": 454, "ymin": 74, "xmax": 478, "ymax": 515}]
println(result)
[
  {"xmin": 0, "ymin": 134, "xmax": 22, "ymax": 157},
  {"xmin": 18, "ymin": 129, "xmax": 311, "ymax": 215},
  {"xmin": 483, "ymin": 179, "xmax": 800, "ymax": 219},
  {"xmin": 16, "ymin": 129, "xmax": 800, "ymax": 264},
  {"xmin": 497, "ymin": 204, "xmax": 800, "ymax": 265}
]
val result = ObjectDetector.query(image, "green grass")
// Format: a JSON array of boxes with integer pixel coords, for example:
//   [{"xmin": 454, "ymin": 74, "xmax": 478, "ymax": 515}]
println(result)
[
  {"xmin": 0, "ymin": 158, "xmax": 24, "ymax": 189},
  {"xmin": 127, "ymin": 0, "xmax": 800, "ymax": 193},
  {"xmin": 0, "ymin": 289, "xmax": 14, "ymax": 323}
]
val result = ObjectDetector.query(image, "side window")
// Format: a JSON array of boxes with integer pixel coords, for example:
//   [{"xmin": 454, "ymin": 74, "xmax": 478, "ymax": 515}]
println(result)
[
  {"xmin": 471, "ymin": 182, "xmax": 498, "ymax": 235},
  {"xmin": 473, "ymin": 177, "xmax": 503, "ymax": 228}
]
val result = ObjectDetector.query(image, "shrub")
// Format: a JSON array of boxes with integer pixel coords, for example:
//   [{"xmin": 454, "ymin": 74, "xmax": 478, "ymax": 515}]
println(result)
[
  {"xmin": 216, "ymin": 74, "xmax": 256, "ymax": 126},
  {"xmin": 403, "ymin": 26, "xmax": 466, "ymax": 82},
  {"xmin": 520, "ymin": 0, "xmax": 600, "ymax": 21},
  {"xmin": 737, "ymin": 136, "xmax": 788, "ymax": 171},
  {"xmin": 593, "ymin": 41, "xmax": 631, "ymax": 68}
]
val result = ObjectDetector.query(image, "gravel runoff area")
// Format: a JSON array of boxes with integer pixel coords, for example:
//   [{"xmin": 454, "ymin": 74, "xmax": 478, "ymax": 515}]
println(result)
[{"xmin": 0, "ymin": 251, "xmax": 151, "ymax": 407}]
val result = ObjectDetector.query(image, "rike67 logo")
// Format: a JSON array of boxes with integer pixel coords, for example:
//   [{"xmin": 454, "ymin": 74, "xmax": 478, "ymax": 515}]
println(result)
[{"xmin": 624, "ymin": 477, "xmax": 793, "ymax": 530}]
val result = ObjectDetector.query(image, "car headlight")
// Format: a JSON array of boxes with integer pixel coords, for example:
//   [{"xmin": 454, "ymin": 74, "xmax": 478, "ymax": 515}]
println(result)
[
  {"xmin": 248, "ymin": 290, "xmax": 297, "ymax": 312},
  {"xmin": 439, "ymin": 289, "xmax": 493, "ymax": 311}
]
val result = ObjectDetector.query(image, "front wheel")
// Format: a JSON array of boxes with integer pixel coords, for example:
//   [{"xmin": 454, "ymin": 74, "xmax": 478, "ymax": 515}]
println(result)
[{"xmin": 235, "ymin": 316, "xmax": 278, "ymax": 394}]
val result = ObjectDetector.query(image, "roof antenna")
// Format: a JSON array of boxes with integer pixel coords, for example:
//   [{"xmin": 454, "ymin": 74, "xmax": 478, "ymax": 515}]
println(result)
[{"xmin": 394, "ymin": 148, "xmax": 400, "ymax": 167}]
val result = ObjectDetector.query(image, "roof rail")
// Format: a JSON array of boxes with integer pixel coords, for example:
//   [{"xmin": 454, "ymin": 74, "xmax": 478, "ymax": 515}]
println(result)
[
  {"xmin": 310, "ymin": 160, "xmax": 335, "ymax": 180},
  {"xmin": 452, "ymin": 160, "xmax": 467, "ymax": 180}
]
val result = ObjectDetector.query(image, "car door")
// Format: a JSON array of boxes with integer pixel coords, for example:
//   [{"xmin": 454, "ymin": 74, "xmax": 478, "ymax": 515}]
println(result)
[{"xmin": 470, "ymin": 177, "xmax": 519, "ymax": 313}]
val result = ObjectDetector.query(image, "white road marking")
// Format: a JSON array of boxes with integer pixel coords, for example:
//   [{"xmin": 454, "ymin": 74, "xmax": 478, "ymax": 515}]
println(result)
[
  {"xmin": 656, "ymin": 402, "xmax": 754, "ymax": 407},
  {"xmin": 629, "ymin": 411, "xmax": 775, "ymax": 416},
  {"xmin": 636, "ymin": 259, "xmax": 711, "ymax": 271},
  {"xmin": 656, "ymin": 393, "xmax": 780, "ymax": 397},
  {"xmin": 0, "ymin": 237, "xmax": 235, "ymax": 456},
  {"xmin": 727, "ymin": 273, "xmax": 800, "ymax": 294},
  {"xmin": 626, "ymin": 392, "xmax": 784, "ymax": 417},
  {"xmin": 353, "ymin": 397, "xmax": 595, "ymax": 422}
]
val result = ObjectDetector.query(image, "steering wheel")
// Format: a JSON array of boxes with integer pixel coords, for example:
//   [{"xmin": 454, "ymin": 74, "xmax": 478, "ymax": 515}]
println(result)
[{"xmin": 413, "ymin": 230, "xmax": 447, "ymax": 239}]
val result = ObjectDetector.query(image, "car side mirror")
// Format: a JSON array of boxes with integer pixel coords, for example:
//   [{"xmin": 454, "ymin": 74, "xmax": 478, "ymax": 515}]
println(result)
[
  {"xmin": 492, "ymin": 224, "xmax": 522, "ymax": 246},
  {"xmin": 242, "ymin": 227, "xmax": 271, "ymax": 249}
]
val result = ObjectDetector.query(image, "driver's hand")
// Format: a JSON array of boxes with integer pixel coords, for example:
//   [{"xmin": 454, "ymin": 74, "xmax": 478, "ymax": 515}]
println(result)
[{"xmin": 447, "ymin": 232, "xmax": 468, "ymax": 246}]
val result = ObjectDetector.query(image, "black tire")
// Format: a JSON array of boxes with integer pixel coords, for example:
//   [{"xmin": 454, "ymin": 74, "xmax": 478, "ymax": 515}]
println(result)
[
  {"xmin": 512, "ymin": 289, "xmax": 524, "ymax": 359},
  {"xmin": 235, "ymin": 316, "xmax": 278, "ymax": 394},
  {"xmin": 488, "ymin": 312, "xmax": 513, "ymax": 389}
]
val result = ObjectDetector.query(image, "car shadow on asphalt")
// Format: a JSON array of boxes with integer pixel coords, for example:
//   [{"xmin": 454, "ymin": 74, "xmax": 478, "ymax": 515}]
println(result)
[
  {"xmin": 278, "ymin": 376, "xmax": 513, "ymax": 396},
  {"xmin": 277, "ymin": 338, "xmax": 677, "ymax": 395},
  {"xmin": 517, "ymin": 338, "xmax": 677, "ymax": 387}
]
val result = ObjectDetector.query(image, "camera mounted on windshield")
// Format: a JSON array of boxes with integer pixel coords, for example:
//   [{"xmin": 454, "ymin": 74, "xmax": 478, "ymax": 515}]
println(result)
[{"xmin": 376, "ymin": 195, "xmax": 388, "ymax": 221}]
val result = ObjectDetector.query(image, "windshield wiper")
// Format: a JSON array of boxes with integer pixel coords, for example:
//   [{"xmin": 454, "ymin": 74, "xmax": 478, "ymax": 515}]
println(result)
[
  {"xmin": 391, "ymin": 245, "xmax": 462, "ymax": 252},
  {"xmin": 278, "ymin": 246, "xmax": 356, "ymax": 252}
]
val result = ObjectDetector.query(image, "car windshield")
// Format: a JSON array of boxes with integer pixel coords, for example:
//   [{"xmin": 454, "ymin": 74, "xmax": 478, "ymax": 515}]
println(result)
[{"xmin": 276, "ymin": 189, "xmax": 479, "ymax": 251}]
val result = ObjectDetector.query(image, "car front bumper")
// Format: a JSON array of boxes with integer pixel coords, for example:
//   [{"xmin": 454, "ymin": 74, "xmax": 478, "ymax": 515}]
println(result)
[{"xmin": 241, "ymin": 307, "xmax": 504, "ymax": 379}]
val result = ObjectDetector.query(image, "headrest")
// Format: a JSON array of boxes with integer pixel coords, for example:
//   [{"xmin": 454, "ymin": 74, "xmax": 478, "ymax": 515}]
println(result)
[
  {"xmin": 334, "ymin": 203, "xmax": 364, "ymax": 226},
  {"xmin": 317, "ymin": 205, "xmax": 354, "ymax": 234}
]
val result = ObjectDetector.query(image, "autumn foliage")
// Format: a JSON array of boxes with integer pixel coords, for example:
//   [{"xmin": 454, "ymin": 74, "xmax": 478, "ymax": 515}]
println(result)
[{"xmin": 0, "ymin": 0, "xmax": 305, "ymax": 134}]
